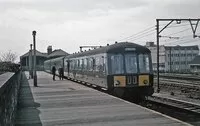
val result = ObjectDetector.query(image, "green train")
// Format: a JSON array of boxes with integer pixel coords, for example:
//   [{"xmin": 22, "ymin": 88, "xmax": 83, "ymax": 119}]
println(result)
[{"xmin": 44, "ymin": 42, "xmax": 154, "ymax": 98}]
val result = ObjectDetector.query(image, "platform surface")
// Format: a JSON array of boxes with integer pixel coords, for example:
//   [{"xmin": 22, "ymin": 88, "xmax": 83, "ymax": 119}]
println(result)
[{"xmin": 15, "ymin": 71, "xmax": 190, "ymax": 126}]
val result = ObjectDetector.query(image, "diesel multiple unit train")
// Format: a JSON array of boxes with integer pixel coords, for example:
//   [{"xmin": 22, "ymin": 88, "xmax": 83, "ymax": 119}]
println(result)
[{"xmin": 44, "ymin": 42, "xmax": 154, "ymax": 98}]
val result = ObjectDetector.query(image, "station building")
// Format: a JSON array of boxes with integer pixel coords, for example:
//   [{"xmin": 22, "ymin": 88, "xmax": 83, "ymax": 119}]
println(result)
[
  {"xmin": 20, "ymin": 46, "xmax": 69, "ymax": 71},
  {"xmin": 146, "ymin": 42, "xmax": 199, "ymax": 73}
]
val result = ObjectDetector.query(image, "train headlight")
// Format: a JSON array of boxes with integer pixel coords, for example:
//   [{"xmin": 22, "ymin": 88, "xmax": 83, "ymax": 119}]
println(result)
[
  {"xmin": 114, "ymin": 80, "xmax": 120, "ymax": 86},
  {"xmin": 143, "ymin": 80, "xmax": 148, "ymax": 85},
  {"xmin": 114, "ymin": 76, "xmax": 125, "ymax": 87},
  {"xmin": 139, "ymin": 75, "xmax": 149, "ymax": 86}
]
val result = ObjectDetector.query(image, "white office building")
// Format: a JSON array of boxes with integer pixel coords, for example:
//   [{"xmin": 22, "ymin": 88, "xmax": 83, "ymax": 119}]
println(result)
[{"xmin": 146, "ymin": 42, "xmax": 199, "ymax": 72}]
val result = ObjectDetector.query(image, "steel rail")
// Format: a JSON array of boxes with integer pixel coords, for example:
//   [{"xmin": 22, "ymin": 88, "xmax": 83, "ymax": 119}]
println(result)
[{"xmin": 147, "ymin": 95, "xmax": 200, "ymax": 115}]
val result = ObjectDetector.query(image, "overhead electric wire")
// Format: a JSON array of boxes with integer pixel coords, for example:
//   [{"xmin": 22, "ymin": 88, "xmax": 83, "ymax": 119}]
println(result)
[
  {"xmin": 118, "ymin": 20, "xmax": 199, "ymax": 45},
  {"xmin": 127, "ymin": 31, "xmax": 155, "ymax": 42},
  {"xmin": 161, "ymin": 31, "xmax": 200, "ymax": 43},
  {"xmin": 166, "ymin": 28, "xmax": 191, "ymax": 36},
  {"xmin": 162, "ymin": 33, "xmax": 200, "ymax": 45},
  {"xmin": 167, "ymin": 38, "xmax": 200, "ymax": 45},
  {"xmin": 118, "ymin": 25, "xmax": 155, "ymax": 41},
  {"xmin": 120, "ymin": 29, "xmax": 155, "ymax": 42},
  {"xmin": 128, "ymin": 26, "xmax": 189, "ymax": 42},
  {"xmin": 161, "ymin": 36, "xmax": 194, "ymax": 44},
  {"xmin": 159, "ymin": 21, "xmax": 199, "ymax": 44},
  {"xmin": 119, "ymin": 22, "xmax": 189, "ymax": 42}
]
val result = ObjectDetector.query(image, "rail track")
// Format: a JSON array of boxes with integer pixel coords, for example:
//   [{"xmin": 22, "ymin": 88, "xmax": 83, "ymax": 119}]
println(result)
[
  {"xmin": 141, "ymin": 95, "xmax": 200, "ymax": 125},
  {"xmin": 159, "ymin": 78, "xmax": 200, "ymax": 86},
  {"xmin": 154, "ymin": 78, "xmax": 200, "ymax": 97},
  {"xmin": 146, "ymin": 95, "xmax": 200, "ymax": 115},
  {"xmin": 158, "ymin": 73, "xmax": 200, "ymax": 81}
]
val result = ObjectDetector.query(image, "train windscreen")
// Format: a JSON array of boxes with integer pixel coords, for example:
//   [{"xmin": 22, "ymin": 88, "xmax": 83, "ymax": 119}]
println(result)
[
  {"xmin": 125, "ymin": 54, "xmax": 137, "ymax": 73},
  {"xmin": 110, "ymin": 53, "xmax": 151, "ymax": 74},
  {"xmin": 111, "ymin": 54, "xmax": 124, "ymax": 74},
  {"xmin": 138, "ymin": 54, "xmax": 150, "ymax": 73}
]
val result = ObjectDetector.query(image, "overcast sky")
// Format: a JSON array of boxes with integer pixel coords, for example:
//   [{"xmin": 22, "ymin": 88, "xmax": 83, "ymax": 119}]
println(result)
[{"xmin": 0, "ymin": 0, "xmax": 200, "ymax": 61}]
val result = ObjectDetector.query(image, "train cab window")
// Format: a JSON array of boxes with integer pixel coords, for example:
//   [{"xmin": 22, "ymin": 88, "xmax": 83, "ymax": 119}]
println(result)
[
  {"xmin": 111, "ymin": 54, "xmax": 124, "ymax": 74},
  {"xmin": 125, "ymin": 54, "xmax": 137, "ymax": 73},
  {"xmin": 139, "ymin": 54, "xmax": 150, "ymax": 73}
]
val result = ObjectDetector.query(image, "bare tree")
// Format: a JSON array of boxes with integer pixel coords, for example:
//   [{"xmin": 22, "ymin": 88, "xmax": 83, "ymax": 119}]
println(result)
[{"xmin": 1, "ymin": 50, "xmax": 17, "ymax": 63}]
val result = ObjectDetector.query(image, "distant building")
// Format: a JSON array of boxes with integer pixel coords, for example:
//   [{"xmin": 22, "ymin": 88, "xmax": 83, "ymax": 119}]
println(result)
[
  {"xmin": 20, "ymin": 46, "xmax": 69, "ymax": 71},
  {"xmin": 20, "ymin": 50, "xmax": 47, "ymax": 71},
  {"xmin": 189, "ymin": 55, "xmax": 200, "ymax": 74},
  {"xmin": 146, "ymin": 42, "xmax": 199, "ymax": 72},
  {"xmin": 47, "ymin": 49, "xmax": 68, "ymax": 59}
]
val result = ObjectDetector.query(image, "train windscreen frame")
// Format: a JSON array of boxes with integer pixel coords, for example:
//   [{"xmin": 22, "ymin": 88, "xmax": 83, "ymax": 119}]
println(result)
[{"xmin": 110, "ymin": 53, "xmax": 152, "ymax": 74}]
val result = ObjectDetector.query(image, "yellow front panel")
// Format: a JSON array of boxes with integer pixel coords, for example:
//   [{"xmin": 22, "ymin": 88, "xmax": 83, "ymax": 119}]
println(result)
[
  {"xmin": 139, "ymin": 75, "xmax": 149, "ymax": 86},
  {"xmin": 114, "ymin": 76, "xmax": 126, "ymax": 87}
]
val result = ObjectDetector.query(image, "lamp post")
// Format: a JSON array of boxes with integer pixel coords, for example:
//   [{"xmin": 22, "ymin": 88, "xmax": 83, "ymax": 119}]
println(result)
[
  {"xmin": 29, "ymin": 44, "xmax": 33, "ymax": 79},
  {"xmin": 30, "ymin": 44, "xmax": 33, "ymax": 78},
  {"xmin": 32, "ymin": 31, "xmax": 37, "ymax": 87}
]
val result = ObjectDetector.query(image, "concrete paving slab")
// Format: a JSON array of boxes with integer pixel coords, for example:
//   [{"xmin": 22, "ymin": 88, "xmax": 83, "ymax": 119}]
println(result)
[{"xmin": 15, "ymin": 71, "xmax": 190, "ymax": 126}]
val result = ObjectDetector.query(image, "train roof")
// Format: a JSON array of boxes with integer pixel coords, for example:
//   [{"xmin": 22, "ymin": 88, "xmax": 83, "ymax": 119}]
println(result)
[{"xmin": 66, "ymin": 42, "xmax": 150, "ymax": 58}]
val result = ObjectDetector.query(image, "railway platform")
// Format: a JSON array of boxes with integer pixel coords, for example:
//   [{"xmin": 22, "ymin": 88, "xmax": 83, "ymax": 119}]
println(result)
[{"xmin": 15, "ymin": 71, "xmax": 191, "ymax": 126}]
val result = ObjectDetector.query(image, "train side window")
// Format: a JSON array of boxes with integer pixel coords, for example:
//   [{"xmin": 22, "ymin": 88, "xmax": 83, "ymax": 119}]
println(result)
[
  {"xmin": 100, "ymin": 56, "xmax": 105, "ymax": 73},
  {"xmin": 83, "ymin": 58, "xmax": 87, "ymax": 70},
  {"xmin": 75, "ymin": 60, "xmax": 78, "ymax": 70},
  {"xmin": 88, "ymin": 58, "xmax": 93, "ymax": 71},
  {"xmin": 80, "ymin": 59, "xmax": 83, "ymax": 70},
  {"xmin": 78, "ymin": 59, "xmax": 80, "ymax": 70},
  {"xmin": 73, "ymin": 60, "xmax": 75, "ymax": 70},
  {"xmin": 86, "ymin": 58, "xmax": 89, "ymax": 70},
  {"xmin": 70, "ymin": 60, "xmax": 73, "ymax": 70},
  {"xmin": 95, "ymin": 57, "xmax": 101, "ymax": 72},
  {"xmin": 90, "ymin": 58, "xmax": 95, "ymax": 71},
  {"xmin": 82, "ymin": 59, "xmax": 85, "ymax": 70}
]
